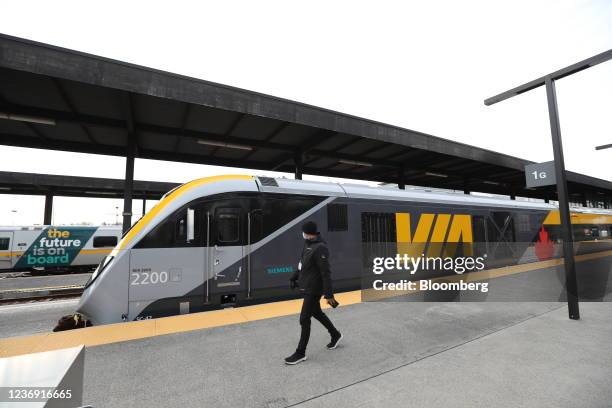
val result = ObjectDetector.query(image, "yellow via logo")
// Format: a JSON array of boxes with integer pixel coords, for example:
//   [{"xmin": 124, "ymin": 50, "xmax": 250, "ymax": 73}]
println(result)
[{"xmin": 395, "ymin": 213, "xmax": 473, "ymax": 257}]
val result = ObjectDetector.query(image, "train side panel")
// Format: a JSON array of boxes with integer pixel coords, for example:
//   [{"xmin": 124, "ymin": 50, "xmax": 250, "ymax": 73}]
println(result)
[
  {"xmin": 127, "ymin": 247, "xmax": 206, "ymax": 321},
  {"xmin": 71, "ymin": 228, "xmax": 121, "ymax": 267},
  {"xmin": 0, "ymin": 226, "xmax": 121, "ymax": 272},
  {"xmin": 128, "ymin": 196, "xmax": 554, "ymax": 320},
  {"xmin": 0, "ymin": 230, "xmax": 14, "ymax": 269},
  {"xmin": 0, "ymin": 229, "xmax": 39, "ymax": 270},
  {"xmin": 76, "ymin": 175, "xmax": 612, "ymax": 325}
]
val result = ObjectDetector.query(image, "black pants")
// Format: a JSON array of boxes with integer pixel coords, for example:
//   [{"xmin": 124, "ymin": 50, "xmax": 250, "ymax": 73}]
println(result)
[{"xmin": 296, "ymin": 294, "xmax": 339, "ymax": 354}]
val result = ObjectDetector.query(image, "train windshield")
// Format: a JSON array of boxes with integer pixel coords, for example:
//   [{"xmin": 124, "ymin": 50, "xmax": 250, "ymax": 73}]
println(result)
[{"xmin": 121, "ymin": 183, "xmax": 186, "ymax": 239}]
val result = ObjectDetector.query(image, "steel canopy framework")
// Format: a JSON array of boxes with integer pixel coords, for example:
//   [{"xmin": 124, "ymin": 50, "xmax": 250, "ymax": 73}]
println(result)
[
  {"xmin": 0, "ymin": 171, "xmax": 177, "ymax": 199},
  {"xmin": 0, "ymin": 33, "xmax": 611, "ymax": 230},
  {"xmin": 0, "ymin": 171, "xmax": 178, "ymax": 225}
]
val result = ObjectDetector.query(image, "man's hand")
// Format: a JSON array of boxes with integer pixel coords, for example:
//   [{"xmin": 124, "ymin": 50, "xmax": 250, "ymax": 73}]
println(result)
[{"xmin": 326, "ymin": 297, "xmax": 339, "ymax": 308}]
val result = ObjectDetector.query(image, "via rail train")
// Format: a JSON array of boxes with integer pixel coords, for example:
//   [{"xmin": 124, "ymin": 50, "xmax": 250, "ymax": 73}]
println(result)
[
  {"xmin": 0, "ymin": 226, "xmax": 121, "ymax": 274},
  {"xmin": 76, "ymin": 175, "xmax": 612, "ymax": 325}
]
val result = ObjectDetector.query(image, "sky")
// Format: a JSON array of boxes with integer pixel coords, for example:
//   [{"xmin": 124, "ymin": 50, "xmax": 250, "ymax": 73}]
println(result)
[{"xmin": 0, "ymin": 0, "xmax": 611, "ymax": 226}]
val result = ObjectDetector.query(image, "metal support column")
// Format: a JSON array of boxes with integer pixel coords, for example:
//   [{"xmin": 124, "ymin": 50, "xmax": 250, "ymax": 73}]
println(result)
[
  {"xmin": 463, "ymin": 179, "xmax": 470, "ymax": 195},
  {"xmin": 483, "ymin": 50, "xmax": 612, "ymax": 320},
  {"xmin": 122, "ymin": 92, "xmax": 137, "ymax": 234},
  {"xmin": 122, "ymin": 140, "xmax": 135, "ymax": 233},
  {"xmin": 43, "ymin": 193, "xmax": 53, "ymax": 225},
  {"xmin": 294, "ymin": 150, "xmax": 303, "ymax": 180},
  {"xmin": 142, "ymin": 196, "xmax": 147, "ymax": 216},
  {"xmin": 398, "ymin": 165, "xmax": 405, "ymax": 190},
  {"xmin": 545, "ymin": 77, "xmax": 580, "ymax": 320}
]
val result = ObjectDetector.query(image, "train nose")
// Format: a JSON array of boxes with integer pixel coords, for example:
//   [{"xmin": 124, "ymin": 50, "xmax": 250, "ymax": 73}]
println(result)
[
  {"xmin": 75, "ymin": 286, "xmax": 96, "ymax": 323},
  {"xmin": 75, "ymin": 281, "xmax": 125, "ymax": 326}
]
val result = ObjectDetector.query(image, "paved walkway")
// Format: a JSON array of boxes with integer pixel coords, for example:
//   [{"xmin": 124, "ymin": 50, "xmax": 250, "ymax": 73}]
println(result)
[
  {"xmin": 296, "ymin": 302, "xmax": 612, "ymax": 408},
  {"xmin": 78, "ymin": 301, "xmax": 612, "ymax": 408}
]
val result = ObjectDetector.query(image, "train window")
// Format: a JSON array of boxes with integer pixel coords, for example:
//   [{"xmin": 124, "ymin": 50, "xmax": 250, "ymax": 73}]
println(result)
[
  {"xmin": 261, "ymin": 196, "xmax": 324, "ymax": 237},
  {"xmin": 135, "ymin": 217, "xmax": 174, "ymax": 248},
  {"xmin": 216, "ymin": 209, "xmax": 240, "ymax": 244},
  {"xmin": 93, "ymin": 236, "xmax": 118, "ymax": 248},
  {"xmin": 0, "ymin": 238, "xmax": 9, "ymax": 250},
  {"xmin": 327, "ymin": 203, "xmax": 348, "ymax": 231},
  {"xmin": 135, "ymin": 207, "xmax": 203, "ymax": 248}
]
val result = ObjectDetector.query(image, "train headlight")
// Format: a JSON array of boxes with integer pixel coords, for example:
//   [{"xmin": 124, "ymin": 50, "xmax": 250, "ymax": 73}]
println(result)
[{"xmin": 85, "ymin": 255, "xmax": 114, "ymax": 288}]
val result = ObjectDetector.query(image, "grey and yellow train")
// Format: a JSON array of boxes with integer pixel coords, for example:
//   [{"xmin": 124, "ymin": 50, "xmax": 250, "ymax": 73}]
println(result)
[{"xmin": 77, "ymin": 175, "xmax": 612, "ymax": 325}]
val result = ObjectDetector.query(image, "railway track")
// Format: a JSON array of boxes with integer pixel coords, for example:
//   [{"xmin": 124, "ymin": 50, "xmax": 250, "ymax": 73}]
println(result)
[{"xmin": 0, "ymin": 285, "xmax": 84, "ymax": 304}]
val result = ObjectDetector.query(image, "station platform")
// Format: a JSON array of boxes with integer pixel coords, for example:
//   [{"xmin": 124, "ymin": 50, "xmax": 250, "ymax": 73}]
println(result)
[
  {"xmin": 2, "ymin": 298, "xmax": 611, "ymax": 407},
  {"xmin": 1, "ymin": 251, "xmax": 611, "ymax": 408}
]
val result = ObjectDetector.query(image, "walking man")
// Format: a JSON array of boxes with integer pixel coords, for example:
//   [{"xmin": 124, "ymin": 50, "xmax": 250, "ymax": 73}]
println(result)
[{"xmin": 285, "ymin": 221, "xmax": 342, "ymax": 365}]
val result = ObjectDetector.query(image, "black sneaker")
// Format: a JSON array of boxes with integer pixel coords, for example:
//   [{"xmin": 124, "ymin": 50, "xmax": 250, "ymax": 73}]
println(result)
[
  {"xmin": 327, "ymin": 332, "xmax": 343, "ymax": 350},
  {"xmin": 284, "ymin": 352, "xmax": 307, "ymax": 365}
]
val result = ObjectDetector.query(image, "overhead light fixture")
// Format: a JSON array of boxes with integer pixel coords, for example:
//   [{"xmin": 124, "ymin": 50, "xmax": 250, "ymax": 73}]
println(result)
[
  {"xmin": 338, "ymin": 159, "xmax": 373, "ymax": 167},
  {"xmin": 425, "ymin": 172, "xmax": 448, "ymax": 178},
  {"xmin": 483, "ymin": 180, "xmax": 501, "ymax": 185},
  {"xmin": 0, "ymin": 112, "xmax": 56, "ymax": 126},
  {"xmin": 0, "ymin": 187, "xmax": 11, "ymax": 191},
  {"xmin": 197, "ymin": 139, "xmax": 253, "ymax": 151},
  {"xmin": 85, "ymin": 191, "xmax": 117, "ymax": 195}
]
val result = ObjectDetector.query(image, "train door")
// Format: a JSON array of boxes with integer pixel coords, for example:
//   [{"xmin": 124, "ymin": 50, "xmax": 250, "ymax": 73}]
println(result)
[
  {"xmin": 207, "ymin": 206, "xmax": 247, "ymax": 304},
  {"xmin": 474, "ymin": 211, "xmax": 517, "ymax": 266},
  {"xmin": 0, "ymin": 231, "xmax": 12, "ymax": 270},
  {"xmin": 488, "ymin": 211, "xmax": 516, "ymax": 260}
]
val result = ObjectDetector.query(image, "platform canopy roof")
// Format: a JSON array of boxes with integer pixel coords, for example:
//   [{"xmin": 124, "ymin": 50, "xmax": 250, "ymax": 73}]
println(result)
[
  {"xmin": 0, "ymin": 33, "xmax": 611, "ymax": 204},
  {"xmin": 0, "ymin": 171, "xmax": 177, "ymax": 200}
]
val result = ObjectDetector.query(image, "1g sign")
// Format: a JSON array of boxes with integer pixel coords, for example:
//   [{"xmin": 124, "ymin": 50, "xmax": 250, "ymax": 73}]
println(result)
[{"xmin": 525, "ymin": 161, "xmax": 556, "ymax": 188}]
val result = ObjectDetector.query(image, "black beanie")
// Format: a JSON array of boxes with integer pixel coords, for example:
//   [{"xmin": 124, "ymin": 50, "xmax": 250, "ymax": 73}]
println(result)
[{"xmin": 302, "ymin": 221, "xmax": 318, "ymax": 235}]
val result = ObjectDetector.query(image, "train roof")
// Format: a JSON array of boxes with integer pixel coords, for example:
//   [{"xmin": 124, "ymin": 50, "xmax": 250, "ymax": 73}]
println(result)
[
  {"xmin": 254, "ymin": 176, "xmax": 612, "ymax": 214},
  {"xmin": 0, "ymin": 225, "xmax": 122, "ymax": 232}
]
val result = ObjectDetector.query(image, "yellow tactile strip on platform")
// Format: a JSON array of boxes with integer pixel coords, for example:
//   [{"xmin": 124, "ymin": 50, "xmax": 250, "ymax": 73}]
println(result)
[{"xmin": 0, "ymin": 291, "xmax": 362, "ymax": 358}]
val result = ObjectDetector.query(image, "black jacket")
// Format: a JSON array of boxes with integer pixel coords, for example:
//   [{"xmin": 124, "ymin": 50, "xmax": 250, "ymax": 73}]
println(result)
[{"xmin": 291, "ymin": 235, "xmax": 334, "ymax": 299}]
